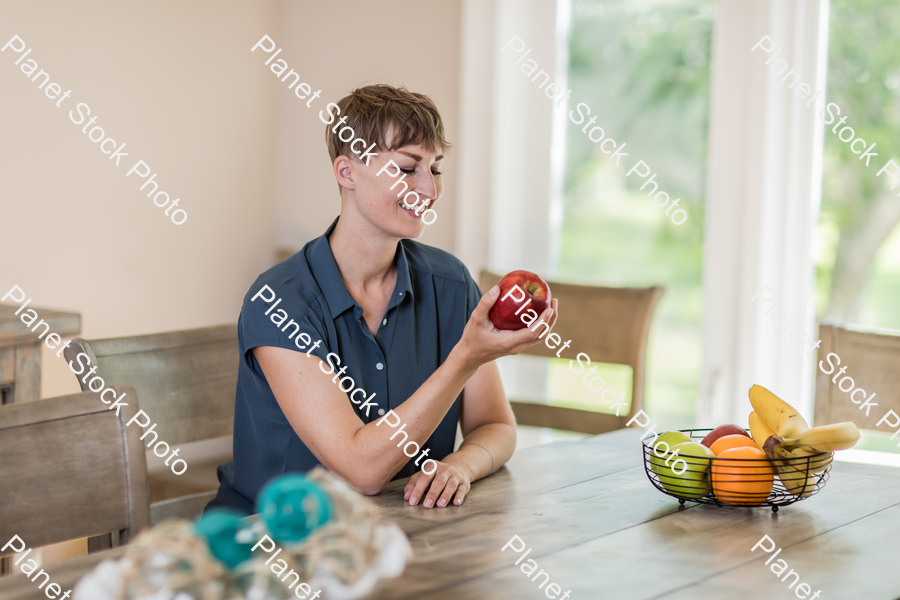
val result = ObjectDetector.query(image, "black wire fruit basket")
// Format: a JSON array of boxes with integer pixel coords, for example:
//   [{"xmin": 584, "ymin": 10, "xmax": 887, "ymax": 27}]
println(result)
[{"xmin": 641, "ymin": 428, "xmax": 833, "ymax": 512}]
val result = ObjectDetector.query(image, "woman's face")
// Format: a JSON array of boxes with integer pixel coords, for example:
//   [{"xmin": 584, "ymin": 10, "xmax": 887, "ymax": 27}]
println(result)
[{"xmin": 347, "ymin": 140, "xmax": 444, "ymax": 239}]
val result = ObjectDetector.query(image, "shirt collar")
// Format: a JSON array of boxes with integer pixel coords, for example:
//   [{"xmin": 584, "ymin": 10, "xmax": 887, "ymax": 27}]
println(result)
[
  {"xmin": 390, "ymin": 242, "xmax": 415, "ymax": 310},
  {"xmin": 308, "ymin": 216, "xmax": 415, "ymax": 319}
]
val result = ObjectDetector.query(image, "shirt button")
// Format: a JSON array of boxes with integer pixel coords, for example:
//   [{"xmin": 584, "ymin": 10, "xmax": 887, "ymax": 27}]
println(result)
[
  {"xmin": 376, "ymin": 363, "xmax": 384, "ymax": 370},
  {"xmin": 382, "ymin": 318, "xmax": 387, "ymax": 326},
  {"xmin": 378, "ymin": 408, "xmax": 385, "ymax": 416}
]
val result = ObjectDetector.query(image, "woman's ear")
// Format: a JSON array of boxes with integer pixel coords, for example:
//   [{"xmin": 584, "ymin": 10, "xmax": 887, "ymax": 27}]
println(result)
[{"xmin": 333, "ymin": 155, "xmax": 356, "ymax": 191}]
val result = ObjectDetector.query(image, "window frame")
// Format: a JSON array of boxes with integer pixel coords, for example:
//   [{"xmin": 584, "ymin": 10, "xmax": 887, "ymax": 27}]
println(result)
[{"xmin": 457, "ymin": 0, "xmax": 831, "ymax": 427}]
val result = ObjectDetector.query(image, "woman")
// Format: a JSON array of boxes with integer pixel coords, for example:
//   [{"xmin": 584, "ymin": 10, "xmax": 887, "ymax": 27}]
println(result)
[{"xmin": 209, "ymin": 84, "xmax": 559, "ymax": 514}]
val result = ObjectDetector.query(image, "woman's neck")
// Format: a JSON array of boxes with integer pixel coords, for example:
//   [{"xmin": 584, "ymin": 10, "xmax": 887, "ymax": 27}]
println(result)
[{"xmin": 328, "ymin": 210, "xmax": 399, "ymax": 290}]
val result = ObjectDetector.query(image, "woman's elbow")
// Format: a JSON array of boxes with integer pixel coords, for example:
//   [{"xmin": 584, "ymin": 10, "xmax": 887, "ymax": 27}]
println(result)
[
  {"xmin": 334, "ymin": 470, "xmax": 387, "ymax": 496},
  {"xmin": 359, "ymin": 482, "xmax": 385, "ymax": 496},
  {"xmin": 355, "ymin": 478, "xmax": 390, "ymax": 496}
]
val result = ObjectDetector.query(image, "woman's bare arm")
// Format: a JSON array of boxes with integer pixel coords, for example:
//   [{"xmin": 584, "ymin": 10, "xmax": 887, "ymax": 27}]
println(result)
[
  {"xmin": 401, "ymin": 359, "xmax": 519, "ymax": 508},
  {"xmin": 402, "ymin": 296, "xmax": 559, "ymax": 508},
  {"xmin": 455, "ymin": 360, "xmax": 517, "ymax": 478},
  {"xmin": 255, "ymin": 286, "xmax": 555, "ymax": 495}
]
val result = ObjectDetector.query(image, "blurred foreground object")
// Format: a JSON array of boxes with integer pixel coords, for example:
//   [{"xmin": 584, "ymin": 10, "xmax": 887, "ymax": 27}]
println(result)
[
  {"xmin": 72, "ymin": 468, "xmax": 411, "ymax": 600},
  {"xmin": 258, "ymin": 475, "xmax": 333, "ymax": 544}
]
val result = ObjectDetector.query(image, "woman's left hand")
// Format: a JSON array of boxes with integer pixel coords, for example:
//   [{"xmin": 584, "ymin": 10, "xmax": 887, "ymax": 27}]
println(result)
[{"xmin": 403, "ymin": 459, "xmax": 472, "ymax": 508}]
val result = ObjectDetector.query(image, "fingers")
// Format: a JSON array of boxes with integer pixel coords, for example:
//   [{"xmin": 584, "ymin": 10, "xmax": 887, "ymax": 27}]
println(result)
[
  {"xmin": 470, "ymin": 287, "xmax": 560, "ymax": 343},
  {"xmin": 539, "ymin": 299, "xmax": 560, "ymax": 336},
  {"xmin": 406, "ymin": 470, "xmax": 435, "ymax": 506},
  {"xmin": 403, "ymin": 473, "xmax": 421, "ymax": 502},
  {"xmin": 406, "ymin": 464, "xmax": 469, "ymax": 508},
  {"xmin": 548, "ymin": 298, "xmax": 560, "ymax": 328},
  {"xmin": 506, "ymin": 305, "xmax": 556, "ymax": 350},
  {"xmin": 471, "ymin": 285, "xmax": 500, "ymax": 322},
  {"xmin": 451, "ymin": 484, "xmax": 469, "ymax": 506},
  {"xmin": 435, "ymin": 482, "xmax": 457, "ymax": 508},
  {"xmin": 443, "ymin": 478, "xmax": 470, "ymax": 507},
  {"xmin": 422, "ymin": 469, "xmax": 454, "ymax": 508},
  {"xmin": 428, "ymin": 473, "xmax": 459, "ymax": 508}
]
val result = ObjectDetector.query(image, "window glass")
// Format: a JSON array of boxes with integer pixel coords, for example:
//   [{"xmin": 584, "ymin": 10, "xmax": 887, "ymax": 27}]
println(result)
[
  {"xmin": 547, "ymin": 0, "xmax": 714, "ymax": 425},
  {"xmin": 816, "ymin": 0, "xmax": 900, "ymax": 454},
  {"xmin": 816, "ymin": 0, "xmax": 900, "ymax": 328}
]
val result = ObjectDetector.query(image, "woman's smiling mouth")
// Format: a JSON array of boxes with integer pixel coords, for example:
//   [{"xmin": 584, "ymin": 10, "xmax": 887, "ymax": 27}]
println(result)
[{"xmin": 401, "ymin": 199, "xmax": 433, "ymax": 219}]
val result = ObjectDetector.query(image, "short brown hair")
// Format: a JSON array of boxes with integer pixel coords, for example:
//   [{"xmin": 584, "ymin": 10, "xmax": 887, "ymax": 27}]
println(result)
[{"xmin": 325, "ymin": 84, "xmax": 451, "ymax": 166}]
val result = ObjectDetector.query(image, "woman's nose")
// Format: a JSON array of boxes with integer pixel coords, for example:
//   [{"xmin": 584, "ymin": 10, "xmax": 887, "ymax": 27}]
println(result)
[{"xmin": 415, "ymin": 171, "xmax": 438, "ymax": 199}]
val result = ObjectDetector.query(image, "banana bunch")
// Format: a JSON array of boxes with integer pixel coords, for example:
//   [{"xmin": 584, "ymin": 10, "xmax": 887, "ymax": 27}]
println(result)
[
  {"xmin": 749, "ymin": 384, "xmax": 809, "ymax": 439},
  {"xmin": 749, "ymin": 410, "xmax": 825, "ymax": 497},
  {"xmin": 774, "ymin": 421, "xmax": 860, "ymax": 452},
  {"xmin": 748, "ymin": 385, "xmax": 859, "ymax": 498},
  {"xmin": 772, "ymin": 439, "xmax": 832, "ymax": 494},
  {"xmin": 749, "ymin": 385, "xmax": 859, "ymax": 452},
  {"xmin": 748, "ymin": 410, "xmax": 776, "ymax": 449}
]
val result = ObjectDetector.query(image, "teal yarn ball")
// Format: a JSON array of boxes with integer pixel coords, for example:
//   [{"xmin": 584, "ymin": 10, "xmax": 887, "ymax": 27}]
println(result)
[
  {"xmin": 257, "ymin": 475, "xmax": 332, "ymax": 543},
  {"xmin": 194, "ymin": 509, "xmax": 255, "ymax": 569}
]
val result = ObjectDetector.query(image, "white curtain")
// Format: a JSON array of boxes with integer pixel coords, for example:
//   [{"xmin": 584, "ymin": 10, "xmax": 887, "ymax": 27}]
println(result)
[
  {"xmin": 699, "ymin": 0, "xmax": 830, "ymax": 426},
  {"xmin": 488, "ymin": 0, "xmax": 565, "ymax": 277},
  {"xmin": 456, "ymin": 0, "xmax": 566, "ymax": 403}
]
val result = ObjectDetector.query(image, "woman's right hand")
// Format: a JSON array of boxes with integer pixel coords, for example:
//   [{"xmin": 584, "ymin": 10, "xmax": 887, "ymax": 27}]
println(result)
[{"xmin": 453, "ymin": 285, "xmax": 560, "ymax": 371}]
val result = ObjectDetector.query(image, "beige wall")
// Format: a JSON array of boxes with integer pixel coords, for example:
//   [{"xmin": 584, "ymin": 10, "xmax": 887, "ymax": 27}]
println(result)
[
  {"xmin": 1, "ymin": 0, "xmax": 282, "ymax": 399},
  {"xmin": 271, "ymin": 0, "xmax": 462, "ymax": 253},
  {"xmin": 0, "ymin": 0, "xmax": 465, "ymax": 566},
  {"xmin": 2, "ymin": 0, "xmax": 464, "ymax": 403},
  {"xmin": 0, "ymin": 0, "xmax": 287, "ymax": 565},
  {"xmin": 0, "ymin": 0, "xmax": 480, "ymax": 567}
]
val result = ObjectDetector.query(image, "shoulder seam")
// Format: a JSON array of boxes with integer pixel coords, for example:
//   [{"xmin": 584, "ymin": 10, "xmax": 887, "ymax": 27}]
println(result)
[
  {"xmin": 243, "ymin": 289, "xmax": 328, "ymax": 349},
  {"xmin": 403, "ymin": 243, "xmax": 469, "ymax": 284},
  {"xmin": 409, "ymin": 266, "xmax": 468, "ymax": 284}
]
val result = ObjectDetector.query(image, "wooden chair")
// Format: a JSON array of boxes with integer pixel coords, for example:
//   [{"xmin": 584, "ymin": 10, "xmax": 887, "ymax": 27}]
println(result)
[
  {"xmin": 815, "ymin": 321, "xmax": 900, "ymax": 429},
  {"xmin": 0, "ymin": 303, "xmax": 80, "ymax": 405},
  {"xmin": 64, "ymin": 325, "xmax": 239, "ymax": 524},
  {"xmin": 479, "ymin": 271, "xmax": 663, "ymax": 435},
  {"xmin": 0, "ymin": 386, "xmax": 150, "ymax": 567}
]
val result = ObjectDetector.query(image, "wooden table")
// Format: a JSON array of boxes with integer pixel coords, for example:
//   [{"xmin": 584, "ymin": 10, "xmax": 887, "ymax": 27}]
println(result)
[{"xmin": 2, "ymin": 429, "xmax": 898, "ymax": 599}]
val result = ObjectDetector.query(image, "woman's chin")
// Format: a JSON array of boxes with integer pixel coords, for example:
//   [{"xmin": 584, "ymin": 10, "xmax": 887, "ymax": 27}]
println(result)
[
  {"xmin": 402, "ymin": 222, "xmax": 425, "ymax": 239},
  {"xmin": 398, "ymin": 205, "xmax": 426, "ymax": 235}
]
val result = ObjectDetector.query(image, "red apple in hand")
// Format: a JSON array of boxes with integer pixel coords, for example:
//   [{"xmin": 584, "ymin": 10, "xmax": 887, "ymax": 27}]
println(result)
[{"xmin": 488, "ymin": 270, "xmax": 552, "ymax": 330}]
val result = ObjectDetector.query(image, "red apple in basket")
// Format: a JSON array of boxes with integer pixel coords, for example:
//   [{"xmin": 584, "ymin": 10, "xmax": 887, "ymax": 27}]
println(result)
[
  {"xmin": 700, "ymin": 424, "xmax": 750, "ymax": 448},
  {"xmin": 488, "ymin": 270, "xmax": 552, "ymax": 330}
]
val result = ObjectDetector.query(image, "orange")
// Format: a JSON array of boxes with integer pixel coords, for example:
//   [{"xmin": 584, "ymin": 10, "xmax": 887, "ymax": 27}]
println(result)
[
  {"xmin": 711, "ymin": 446, "xmax": 774, "ymax": 506},
  {"xmin": 709, "ymin": 434, "xmax": 760, "ymax": 456}
]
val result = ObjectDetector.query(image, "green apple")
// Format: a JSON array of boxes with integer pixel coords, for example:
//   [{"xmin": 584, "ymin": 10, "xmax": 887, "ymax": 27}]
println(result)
[
  {"xmin": 648, "ymin": 431, "xmax": 692, "ymax": 472},
  {"xmin": 654, "ymin": 441, "xmax": 715, "ymax": 500}
]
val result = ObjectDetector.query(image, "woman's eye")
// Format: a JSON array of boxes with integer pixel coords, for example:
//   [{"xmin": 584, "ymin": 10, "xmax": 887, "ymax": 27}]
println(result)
[{"xmin": 399, "ymin": 166, "xmax": 442, "ymax": 175}]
